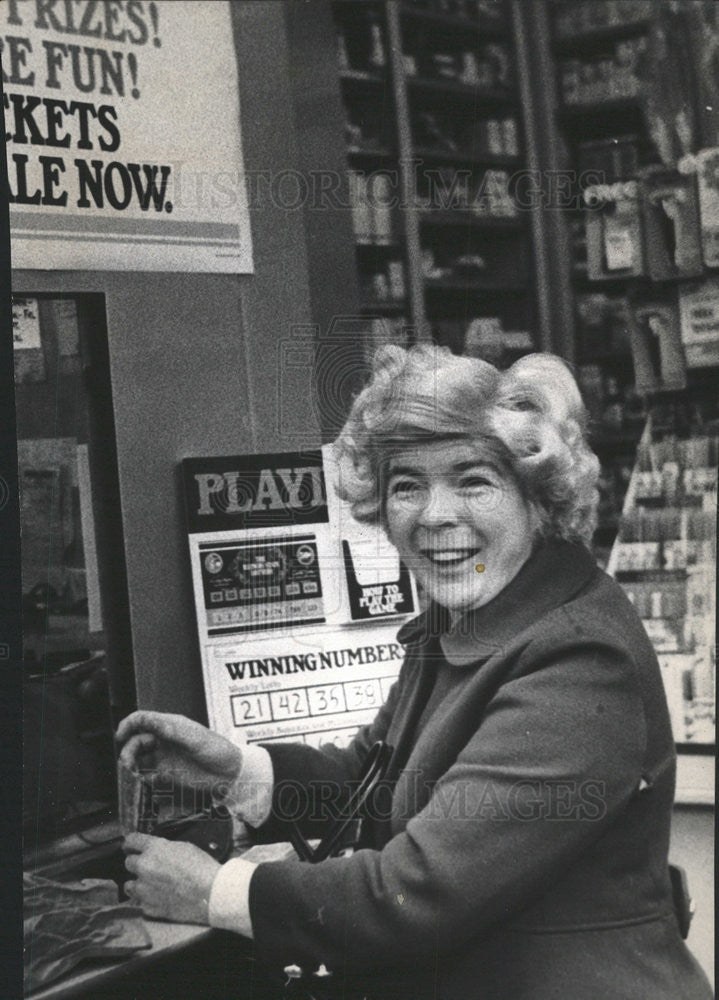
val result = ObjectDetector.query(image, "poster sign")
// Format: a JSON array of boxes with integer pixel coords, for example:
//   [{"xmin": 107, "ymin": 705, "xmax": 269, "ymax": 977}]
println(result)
[
  {"xmin": 183, "ymin": 445, "xmax": 417, "ymax": 746},
  {"xmin": 12, "ymin": 297, "xmax": 41, "ymax": 348},
  {"xmin": 183, "ymin": 451, "xmax": 328, "ymax": 534},
  {"xmin": 207, "ymin": 629, "xmax": 405, "ymax": 747},
  {"xmin": 4, "ymin": 0, "xmax": 253, "ymax": 272}
]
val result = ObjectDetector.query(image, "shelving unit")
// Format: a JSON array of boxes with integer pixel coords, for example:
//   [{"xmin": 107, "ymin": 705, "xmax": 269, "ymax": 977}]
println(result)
[
  {"xmin": 332, "ymin": 1, "xmax": 409, "ymax": 356},
  {"xmin": 330, "ymin": 0, "xmax": 537, "ymax": 363},
  {"xmin": 548, "ymin": 0, "xmax": 716, "ymax": 557},
  {"xmin": 606, "ymin": 392, "xmax": 717, "ymax": 801},
  {"xmin": 549, "ymin": 0, "xmax": 719, "ymax": 792}
]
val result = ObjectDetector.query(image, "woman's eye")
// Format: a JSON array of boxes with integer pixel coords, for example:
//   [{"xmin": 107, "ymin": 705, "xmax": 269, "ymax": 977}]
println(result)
[
  {"xmin": 391, "ymin": 479, "xmax": 423, "ymax": 498},
  {"xmin": 460, "ymin": 477, "xmax": 493, "ymax": 491}
]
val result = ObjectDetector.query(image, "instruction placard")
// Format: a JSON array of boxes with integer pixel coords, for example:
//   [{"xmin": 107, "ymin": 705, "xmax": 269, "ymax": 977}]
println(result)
[
  {"xmin": 208, "ymin": 628, "xmax": 405, "ymax": 746},
  {"xmin": 183, "ymin": 445, "xmax": 417, "ymax": 746}
]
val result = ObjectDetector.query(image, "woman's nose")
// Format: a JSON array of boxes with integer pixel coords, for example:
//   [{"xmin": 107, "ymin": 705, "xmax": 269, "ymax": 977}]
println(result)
[{"xmin": 417, "ymin": 482, "xmax": 461, "ymax": 525}]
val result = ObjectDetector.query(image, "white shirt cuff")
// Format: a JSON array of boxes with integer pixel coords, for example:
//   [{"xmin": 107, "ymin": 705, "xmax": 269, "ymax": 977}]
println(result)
[
  {"xmin": 208, "ymin": 857, "xmax": 257, "ymax": 937},
  {"xmin": 220, "ymin": 744, "xmax": 274, "ymax": 828}
]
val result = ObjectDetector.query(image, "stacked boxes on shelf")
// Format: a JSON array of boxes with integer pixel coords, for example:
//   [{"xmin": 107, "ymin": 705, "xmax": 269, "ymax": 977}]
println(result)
[
  {"xmin": 413, "ymin": 166, "xmax": 518, "ymax": 218},
  {"xmin": 412, "ymin": 108, "xmax": 519, "ymax": 159},
  {"xmin": 610, "ymin": 425, "xmax": 717, "ymax": 746},
  {"xmin": 554, "ymin": 0, "xmax": 650, "ymax": 38},
  {"xmin": 348, "ymin": 172, "xmax": 396, "ymax": 245},
  {"xmin": 559, "ymin": 36, "xmax": 649, "ymax": 106},
  {"xmin": 403, "ymin": 36, "xmax": 513, "ymax": 93}
]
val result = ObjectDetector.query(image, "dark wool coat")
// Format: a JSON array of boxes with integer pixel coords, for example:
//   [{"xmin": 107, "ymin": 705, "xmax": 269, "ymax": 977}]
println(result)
[{"xmin": 247, "ymin": 540, "xmax": 713, "ymax": 1000}]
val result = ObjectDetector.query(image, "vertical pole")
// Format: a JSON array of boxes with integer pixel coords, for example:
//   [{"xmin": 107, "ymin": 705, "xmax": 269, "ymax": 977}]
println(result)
[
  {"xmin": 511, "ymin": 0, "xmax": 575, "ymax": 361},
  {"xmin": 386, "ymin": 0, "xmax": 430, "ymax": 343}
]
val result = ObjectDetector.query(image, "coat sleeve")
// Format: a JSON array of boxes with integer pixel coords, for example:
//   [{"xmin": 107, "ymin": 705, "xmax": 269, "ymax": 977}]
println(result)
[
  {"xmin": 247, "ymin": 633, "xmax": 648, "ymax": 972},
  {"xmin": 247, "ymin": 676, "xmax": 402, "ymax": 843}
]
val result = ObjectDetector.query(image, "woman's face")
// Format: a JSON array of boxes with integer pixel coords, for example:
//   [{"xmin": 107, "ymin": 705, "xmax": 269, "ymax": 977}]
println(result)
[{"xmin": 385, "ymin": 439, "xmax": 537, "ymax": 621}]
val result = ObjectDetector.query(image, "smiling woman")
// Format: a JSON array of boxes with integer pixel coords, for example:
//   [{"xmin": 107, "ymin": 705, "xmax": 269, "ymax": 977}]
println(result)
[
  {"xmin": 334, "ymin": 345, "xmax": 601, "ymax": 546},
  {"xmin": 384, "ymin": 440, "xmax": 538, "ymax": 622},
  {"xmin": 116, "ymin": 346, "xmax": 713, "ymax": 1000}
]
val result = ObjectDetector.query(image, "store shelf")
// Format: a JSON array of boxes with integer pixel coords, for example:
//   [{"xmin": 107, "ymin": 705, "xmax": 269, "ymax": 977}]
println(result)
[
  {"xmin": 573, "ymin": 265, "xmax": 719, "ymax": 294},
  {"xmin": 614, "ymin": 568, "xmax": 689, "ymax": 584},
  {"xmin": 558, "ymin": 95, "xmax": 648, "ymax": 126},
  {"xmin": 332, "ymin": 0, "xmax": 384, "ymax": 8},
  {"xmin": 359, "ymin": 299, "xmax": 408, "ymax": 314},
  {"xmin": 408, "ymin": 76, "xmax": 516, "ymax": 106},
  {"xmin": 581, "ymin": 346, "xmax": 634, "ymax": 365},
  {"xmin": 424, "ymin": 277, "xmax": 528, "ymax": 293},
  {"xmin": 355, "ymin": 240, "xmax": 403, "ymax": 253},
  {"xmin": 346, "ymin": 145, "xmax": 395, "ymax": 162},
  {"xmin": 340, "ymin": 68, "xmax": 389, "ymax": 87},
  {"xmin": 413, "ymin": 146, "xmax": 521, "ymax": 168},
  {"xmin": 400, "ymin": 3, "xmax": 508, "ymax": 40},
  {"xmin": 553, "ymin": 19, "xmax": 652, "ymax": 55},
  {"xmin": 419, "ymin": 209, "xmax": 522, "ymax": 230},
  {"xmin": 571, "ymin": 270, "xmax": 638, "ymax": 292}
]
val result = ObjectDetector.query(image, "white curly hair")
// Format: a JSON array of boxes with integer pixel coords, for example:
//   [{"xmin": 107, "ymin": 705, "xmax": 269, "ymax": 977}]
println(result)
[{"xmin": 333, "ymin": 345, "xmax": 600, "ymax": 546}]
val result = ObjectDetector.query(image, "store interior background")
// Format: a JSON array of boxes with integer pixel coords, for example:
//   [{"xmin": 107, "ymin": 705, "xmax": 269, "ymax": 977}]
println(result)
[{"xmin": 14, "ymin": 1, "xmax": 715, "ymax": 981}]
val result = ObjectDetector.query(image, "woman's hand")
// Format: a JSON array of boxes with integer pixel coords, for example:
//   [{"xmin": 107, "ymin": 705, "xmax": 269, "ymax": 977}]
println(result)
[
  {"xmin": 122, "ymin": 834, "xmax": 220, "ymax": 924},
  {"xmin": 116, "ymin": 711, "xmax": 243, "ymax": 795}
]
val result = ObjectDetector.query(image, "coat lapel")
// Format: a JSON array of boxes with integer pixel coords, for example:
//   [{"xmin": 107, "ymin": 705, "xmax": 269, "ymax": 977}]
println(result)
[
  {"xmin": 369, "ymin": 540, "xmax": 600, "ymax": 844},
  {"xmin": 440, "ymin": 540, "xmax": 598, "ymax": 667},
  {"xmin": 385, "ymin": 608, "xmax": 445, "ymax": 782}
]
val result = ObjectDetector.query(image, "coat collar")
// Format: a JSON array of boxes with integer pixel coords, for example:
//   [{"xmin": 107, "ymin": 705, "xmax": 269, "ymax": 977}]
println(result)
[{"xmin": 396, "ymin": 539, "xmax": 598, "ymax": 666}]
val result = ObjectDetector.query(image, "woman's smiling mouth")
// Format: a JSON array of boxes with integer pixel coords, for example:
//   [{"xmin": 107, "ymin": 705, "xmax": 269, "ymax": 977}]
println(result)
[{"xmin": 421, "ymin": 548, "xmax": 480, "ymax": 566}]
